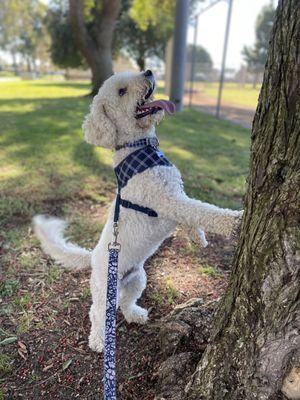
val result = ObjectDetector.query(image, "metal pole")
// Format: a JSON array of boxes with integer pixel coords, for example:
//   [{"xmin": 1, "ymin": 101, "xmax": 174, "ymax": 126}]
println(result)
[
  {"xmin": 188, "ymin": 16, "xmax": 199, "ymax": 108},
  {"xmin": 188, "ymin": 0, "xmax": 222, "ymax": 109},
  {"xmin": 216, "ymin": 0, "xmax": 233, "ymax": 118},
  {"xmin": 170, "ymin": 0, "xmax": 189, "ymax": 112}
]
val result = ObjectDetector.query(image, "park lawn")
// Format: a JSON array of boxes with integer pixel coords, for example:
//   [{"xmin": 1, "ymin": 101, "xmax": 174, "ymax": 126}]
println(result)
[
  {"xmin": 157, "ymin": 80, "xmax": 260, "ymax": 110},
  {"xmin": 0, "ymin": 79, "xmax": 249, "ymax": 228},
  {"xmin": 0, "ymin": 79, "xmax": 250, "ymax": 399},
  {"xmin": 196, "ymin": 81, "xmax": 261, "ymax": 110}
]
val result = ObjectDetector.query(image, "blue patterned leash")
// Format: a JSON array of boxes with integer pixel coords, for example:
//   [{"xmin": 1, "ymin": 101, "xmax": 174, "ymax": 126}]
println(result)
[{"xmin": 104, "ymin": 195, "xmax": 121, "ymax": 400}]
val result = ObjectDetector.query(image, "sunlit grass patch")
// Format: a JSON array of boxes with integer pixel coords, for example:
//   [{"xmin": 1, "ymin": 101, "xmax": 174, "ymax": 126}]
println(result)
[
  {"xmin": 198, "ymin": 265, "xmax": 220, "ymax": 278},
  {"xmin": 16, "ymin": 313, "xmax": 35, "ymax": 335},
  {"xmin": 0, "ymin": 354, "xmax": 13, "ymax": 377},
  {"xmin": 165, "ymin": 278, "xmax": 181, "ymax": 305},
  {"xmin": 0, "ymin": 279, "xmax": 20, "ymax": 298},
  {"xmin": 198, "ymin": 82, "xmax": 260, "ymax": 109}
]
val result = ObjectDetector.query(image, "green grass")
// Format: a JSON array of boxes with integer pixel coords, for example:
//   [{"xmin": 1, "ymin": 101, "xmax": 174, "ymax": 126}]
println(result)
[
  {"xmin": 0, "ymin": 279, "xmax": 20, "ymax": 298},
  {"xmin": 198, "ymin": 265, "xmax": 219, "ymax": 278},
  {"xmin": 160, "ymin": 109, "xmax": 249, "ymax": 207},
  {"xmin": 158, "ymin": 81, "xmax": 260, "ymax": 110},
  {"xmin": 165, "ymin": 278, "xmax": 181, "ymax": 304},
  {"xmin": 0, "ymin": 78, "xmax": 249, "ymax": 233},
  {"xmin": 195, "ymin": 82, "xmax": 260, "ymax": 109},
  {"xmin": 0, "ymin": 354, "xmax": 13, "ymax": 377}
]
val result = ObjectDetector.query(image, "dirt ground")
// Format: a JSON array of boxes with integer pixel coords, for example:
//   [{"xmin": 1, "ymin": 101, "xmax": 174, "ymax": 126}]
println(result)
[{"xmin": 1, "ymin": 203, "xmax": 236, "ymax": 399}]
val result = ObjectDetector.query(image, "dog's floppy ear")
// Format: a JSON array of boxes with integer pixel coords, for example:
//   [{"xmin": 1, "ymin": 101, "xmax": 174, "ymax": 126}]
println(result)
[{"xmin": 83, "ymin": 97, "xmax": 117, "ymax": 149}]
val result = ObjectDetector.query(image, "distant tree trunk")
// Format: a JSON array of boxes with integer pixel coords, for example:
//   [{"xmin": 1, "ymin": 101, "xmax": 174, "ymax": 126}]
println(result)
[
  {"xmin": 26, "ymin": 57, "xmax": 32, "ymax": 73},
  {"xmin": 137, "ymin": 56, "xmax": 145, "ymax": 71},
  {"xmin": 69, "ymin": 0, "xmax": 121, "ymax": 96},
  {"xmin": 186, "ymin": 1, "xmax": 300, "ymax": 399},
  {"xmin": 11, "ymin": 51, "xmax": 19, "ymax": 76},
  {"xmin": 252, "ymin": 71, "xmax": 258, "ymax": 89}
]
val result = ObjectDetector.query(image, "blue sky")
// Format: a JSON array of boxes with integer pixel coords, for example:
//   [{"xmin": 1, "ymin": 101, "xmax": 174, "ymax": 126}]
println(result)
[{"xmin": 188, "ymin": 0, "xmax": 277, "ymax": 70}]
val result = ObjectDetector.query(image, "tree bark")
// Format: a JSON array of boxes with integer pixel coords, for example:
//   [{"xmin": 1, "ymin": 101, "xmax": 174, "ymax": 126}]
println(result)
[
  {"xmin": 186, "ymin": 1, "xmax": 300, "ymax": 399},
  {"xmin": 69, "ymin": 0, "xmax": 121, "ymax": 95}
]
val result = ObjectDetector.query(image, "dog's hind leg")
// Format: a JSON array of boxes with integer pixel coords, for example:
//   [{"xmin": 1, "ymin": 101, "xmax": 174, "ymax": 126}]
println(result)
[
  {"xmin": 119, "ymin": 266, "xmax": 148, "ymax": 324},
  {"xmin": 88, "ymin": 244, "xmax": 111, "ymax": 353},
  {"xmin": 88, "ymin": 276, "xmax": 107, "ymax": 353}
]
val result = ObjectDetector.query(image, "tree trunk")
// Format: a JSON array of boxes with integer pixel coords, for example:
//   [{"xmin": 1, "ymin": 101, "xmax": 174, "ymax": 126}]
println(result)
[
  {"xmin": 186, "ymin": 1, "xmax": 300, "ymax": 399},
  {"xmin": 11, "ymin": 51, "xmax": 19, "ymax": 76},
  {"xmin": 252, "ymin": 71, "xmax": 258, "ymax": 89},
  {"xmin": 26, "ymin": 57, "xmax": 32, "ymax": 73},
  {"xmin": 137, "ymin": 56, "xmax": 145, "ymax": 71},
  {"xmin": 69, "ymin": 0, "xmax": 121, "ymax": 96}
]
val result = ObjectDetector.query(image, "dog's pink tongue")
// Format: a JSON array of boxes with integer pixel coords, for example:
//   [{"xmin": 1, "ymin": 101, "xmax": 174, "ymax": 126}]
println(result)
[{"xmin": 140, "ymin": 100, "xmax": 176, "ymax": 115}]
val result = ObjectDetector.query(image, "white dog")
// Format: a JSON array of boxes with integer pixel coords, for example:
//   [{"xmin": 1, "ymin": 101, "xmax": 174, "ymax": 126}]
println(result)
[{"xmin": 34, "ymin": 70, "xmax": 242, "ymax": 353}]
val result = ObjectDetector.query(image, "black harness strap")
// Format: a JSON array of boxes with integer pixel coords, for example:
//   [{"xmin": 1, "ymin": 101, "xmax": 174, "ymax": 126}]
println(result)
[
  {"xmin": 119, "ymin": 198, "xmax": 158, "ymax": 217},
  {"xmin": 113, "ymin": 193, "xmax": 121, "ymax": 223},
  {"xmin": 113, "ymin": 192, "xmax": 158, "ymax": 223}
]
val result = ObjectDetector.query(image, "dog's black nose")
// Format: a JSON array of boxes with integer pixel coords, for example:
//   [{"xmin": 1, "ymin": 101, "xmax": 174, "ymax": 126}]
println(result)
[{"xmin": 144, "ymin": 70, "xmax": 153, "ymax": 77}]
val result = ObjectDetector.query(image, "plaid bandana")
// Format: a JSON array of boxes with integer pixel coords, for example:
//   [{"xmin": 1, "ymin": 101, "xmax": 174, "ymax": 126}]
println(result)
[{"xmin": 114, "ymin": 145, "xmax": 172, "ymax": 189}]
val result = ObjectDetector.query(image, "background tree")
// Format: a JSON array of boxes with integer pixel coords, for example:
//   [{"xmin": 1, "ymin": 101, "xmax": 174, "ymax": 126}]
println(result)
[
  {"xmin": 47, "ymin": 0, "xmax": 202, "ymax": 84},
  {"xmin": 124, "ymin": 0, "xmax": 202, "ymax": 70},
  {"xmin": 186, "ymin": 1, "xmax": 300, "ymax": 399},
  {"xmin": 0, "ymin": 0, "xmax": 48, "ymax": 74},
  {"xmin": 242, "ymin": 2, "xmax": 275, "ymax": 87},
  {"xmin": 47, "ymin": 0, "xmax": 85, "ymax": 69},
  {"xmin": 68, "ymin": 0, "xmax": 121, "ymax": 96},
  {"xmin": 47, "ymin": 0, "xmax": 171, "ymax": 75},
  {"xmin": 115, "ymin": 0, "xmax": 172, "ymax": 71},
  {"xmin": 129, "ymin": 0, "xmax": 175, "ymax": 33},
  {"xmin": 186, "ymin": 44, "xmax": 213, "ymax": 67}
]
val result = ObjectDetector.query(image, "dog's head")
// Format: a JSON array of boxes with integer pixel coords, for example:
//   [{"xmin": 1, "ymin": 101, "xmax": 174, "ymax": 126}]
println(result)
[{"xmin": 83, "ymin": 70, "xmax": 175, "ymax": 149}]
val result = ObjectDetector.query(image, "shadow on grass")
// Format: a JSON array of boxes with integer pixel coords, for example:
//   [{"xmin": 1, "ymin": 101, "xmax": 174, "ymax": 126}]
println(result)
[
  {"xmin": 31, "ymin": 81, "xmax": 91, "ymax": 91},
  {"xmin": 157, "ymin": 109, "xmax": 250, "ymax": 206},
  {"xmin": 0, "ymin": 95, "xmax": 250, "ymax": 226},
  {"xmin": 0, "ymin": 95, "xmax": 114, "ymax": 224},
  {"xmin": 1, "ymin": 97, "xmax": 248, "ymax": 169}
]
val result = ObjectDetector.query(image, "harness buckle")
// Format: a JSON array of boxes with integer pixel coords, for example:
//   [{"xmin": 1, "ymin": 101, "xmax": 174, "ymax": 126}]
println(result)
[{"xmin": 108, "ymin": 222, "xmax": 121, "ymax": 251}]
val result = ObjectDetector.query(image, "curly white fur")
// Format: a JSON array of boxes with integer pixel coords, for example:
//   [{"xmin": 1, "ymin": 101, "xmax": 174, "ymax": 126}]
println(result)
[
  {"xmin": 33, "ymin": 71, "xmax": 242, "ymax": 353},
  {"xmin": 33, "ymin": 215, "xmax": 91, "ymax": 269}
]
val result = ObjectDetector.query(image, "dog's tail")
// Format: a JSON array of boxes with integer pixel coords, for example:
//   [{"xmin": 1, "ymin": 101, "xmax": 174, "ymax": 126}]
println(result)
[{"xmin": 33, "ymin": 215, "xmax": 92, "ymax": 270}]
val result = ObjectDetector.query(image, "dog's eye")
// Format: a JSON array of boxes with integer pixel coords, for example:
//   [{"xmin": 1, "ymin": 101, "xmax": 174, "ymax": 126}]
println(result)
[{"xmin": 118, "ymin": 88, "xmax": 127, "ymax": 97}]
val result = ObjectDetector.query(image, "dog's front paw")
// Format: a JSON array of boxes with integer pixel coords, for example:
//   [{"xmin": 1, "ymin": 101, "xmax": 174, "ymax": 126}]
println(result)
[
  {"xmin": 197, "ymin": 228, "xmax": 208, "ymax": 248},
  {"xmin": 218, "ymin": 210, "xmax": 243, "ymax": 238},
  {"xmin": 188, "ymin": 227, "xmax": 209, "ymax": 248},
  {"xmin": 123, "ymin": 305, "xmax": 149, "ymax": 324},
  {"xmin": 231, "ymin": 210, "xmax": 243, "ymax": 239},
  {"xmin": 89, "ymin": 332, "xmax": 104, "ymax": 353}
]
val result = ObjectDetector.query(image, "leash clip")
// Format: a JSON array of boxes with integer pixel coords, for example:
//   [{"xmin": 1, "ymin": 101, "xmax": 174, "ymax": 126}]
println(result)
[{"xmin": 108, "ymin": 222, "xmax": 121, "ymax": 251}]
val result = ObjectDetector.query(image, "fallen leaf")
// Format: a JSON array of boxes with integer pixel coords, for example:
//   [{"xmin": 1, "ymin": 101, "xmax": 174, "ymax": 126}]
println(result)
[
  {"xmin": 43, "ymin": 363, "xmax": 54, "ymax": 372},
  {"xmin": 62, "ymin": 359, "xmax": 73, "ymax": 371},
  {"xmin": 18, "ymin": 348, "xmax": 27, "ymax": 360},
  {"xmin": 0, "ymin": 336, "xmax": 18, "ymax": 345},
  {"xmin": 18, "ymin": 341, "xmax": 27, "ymax": 352}
]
